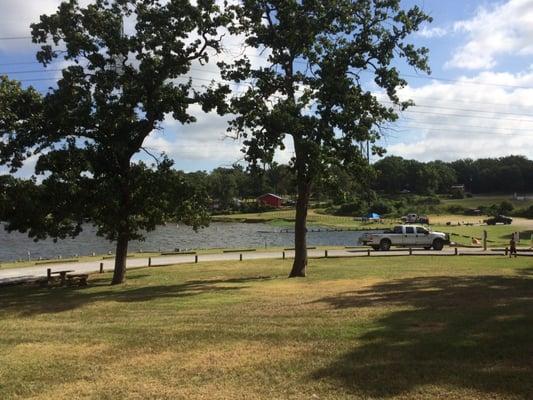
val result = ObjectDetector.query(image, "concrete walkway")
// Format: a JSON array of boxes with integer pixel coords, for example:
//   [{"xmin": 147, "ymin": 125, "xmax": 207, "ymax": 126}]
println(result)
[{"xmin": 1, "ymin": 247, "xmax": 530, "ymax": 286}]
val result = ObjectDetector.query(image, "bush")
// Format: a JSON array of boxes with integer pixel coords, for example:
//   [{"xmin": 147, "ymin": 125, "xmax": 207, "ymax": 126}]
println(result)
[
  {"xmin": 415, "ymin": 196, "xmax": 441, "ymax": 205},
  {"xmin": 498, "ymin": 201, "xmax": 514, "ymax": 215},
  {"xmin": 446, "ymin": 205, "xmax": 467, "ymax": 215},
  {"xmin": 334, "ymin": 201, "xmax": 365, "ymax": 217},
  {"xmin": 239, "ymin": 202, "xmax": 278, "ymax": 213},
  {"xmin": 370, "ymin": 200, "xmax": 394, "ymax": 215},
  {"xmin": 449, "ymin": 188, "xmax": 465, "ymax": 199},
  {"xmin": 514, "ymin": 205, "xmax": 533, "ymax": 219}
]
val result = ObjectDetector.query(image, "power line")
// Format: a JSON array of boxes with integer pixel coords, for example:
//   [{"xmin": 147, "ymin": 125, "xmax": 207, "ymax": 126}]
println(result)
[
  {"xmin": 401, "ymin": 109, "xmax": 533, "ymax": 124},
  {"xmin": 380, "ymin": 100, "xmax": 533, "ymax": 118},
  {"xmin": 0, "ymin": 68, "xmax": 63, "ymax": 75},
  {"xmin": 401, "ymin": 73, "xmax": 533, "ymax": 90},
  {"xmin": 398, "ymin": 117, "xmax": 533, "ymax": 132},
  {"xmin": 376, "ymin": 93, "xmax": 533, "ymax": 111},
  {"xmin": 4, "ymin": 51, "xmax": 533, "ymax": 92},
  {"xmin": 0, "ymin": 61, "xmax": 40, "ymax": 67},
  {"xmin": 7, "ymin": 69, "xmax": 533, "ymax": 123},
  {"xmin": 0, "ymin": 36, "xmax": 32, "ymax": 40},
  {"xmin": 389, "ymin": 126, "xmax": 533, "ymax": 138},
  {"xmin": 390, "ymin": 123, "xmax": 533, "ymax": 136}
]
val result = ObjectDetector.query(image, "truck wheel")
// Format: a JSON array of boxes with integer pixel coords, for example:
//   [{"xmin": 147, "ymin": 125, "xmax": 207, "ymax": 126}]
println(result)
[
  {"xmin": 371, "ymin": 246, "xmax": 380, "ymax": 251},
  {"xmin": 380, "ymin": 239, "xmax": 391, "ymax": 251},
  {"xmin": 424, "ymin": 246, "xmax": 431, "ymax": 250},
  {"xmin": 432, "ymin": 239, "xmax": 444, "ymax": 251}
]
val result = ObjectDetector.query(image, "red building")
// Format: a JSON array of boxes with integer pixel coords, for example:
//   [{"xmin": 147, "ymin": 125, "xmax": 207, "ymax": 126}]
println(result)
[{"xmin": 257, "ymin": 193, "xmax": 283, "ymax": 208}]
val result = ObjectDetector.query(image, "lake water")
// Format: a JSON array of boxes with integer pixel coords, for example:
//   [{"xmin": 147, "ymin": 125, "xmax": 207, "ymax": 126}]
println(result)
[{"xmin": 0, "ymin": 222, "xmax": 365, "ymax": 262}]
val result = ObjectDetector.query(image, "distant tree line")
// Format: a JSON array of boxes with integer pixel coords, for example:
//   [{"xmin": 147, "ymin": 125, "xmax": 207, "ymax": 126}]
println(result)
[
  {"xmin": 373, "ymin": 155, "xmax": 533, "ymax": 195},
  {"xmin": 194, "ymin": 155, "xmax": 533, "ymax": 210}
]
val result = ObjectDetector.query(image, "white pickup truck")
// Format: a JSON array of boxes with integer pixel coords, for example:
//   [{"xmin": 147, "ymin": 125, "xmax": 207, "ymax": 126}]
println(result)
[{"xmin": 360, "ymin": 225, "xmax": 449, "ymax": 251}]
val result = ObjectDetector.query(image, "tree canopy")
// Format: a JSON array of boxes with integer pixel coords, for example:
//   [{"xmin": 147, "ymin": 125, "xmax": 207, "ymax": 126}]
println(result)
[
  {"xmin": 0, "ymin": 0, "xmax": 229, "ymax": 284},
  {"xmin": 223, "ymin": 0, "xmax": 431, "ymax": 277}
]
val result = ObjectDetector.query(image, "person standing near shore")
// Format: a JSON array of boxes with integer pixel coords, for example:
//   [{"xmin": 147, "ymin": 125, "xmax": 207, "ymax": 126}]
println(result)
[{"xmin": 509, "ymin": 234, "xmax": 518, "ymax": 258}]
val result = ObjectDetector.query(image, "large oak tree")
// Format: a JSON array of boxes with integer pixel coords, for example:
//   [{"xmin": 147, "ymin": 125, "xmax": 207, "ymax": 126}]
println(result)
[
  {"xmin": 0, "ymin": 0, "xmax": 229, "ymax": 284},
  {"xmin": 223, "ymin": 0, "xmax": 431, "ymax": 277}
]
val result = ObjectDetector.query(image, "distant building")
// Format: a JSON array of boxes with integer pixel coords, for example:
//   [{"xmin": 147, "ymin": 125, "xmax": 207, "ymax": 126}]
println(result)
[{"xmin": 257, "ymin": 193, "xmax": 283, "ymax": 208}]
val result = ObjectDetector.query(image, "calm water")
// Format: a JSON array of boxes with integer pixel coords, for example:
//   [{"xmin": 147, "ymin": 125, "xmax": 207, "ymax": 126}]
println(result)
[{"xmin": 0, "ymin": 222, "xmax": 364, "ymax": 262}]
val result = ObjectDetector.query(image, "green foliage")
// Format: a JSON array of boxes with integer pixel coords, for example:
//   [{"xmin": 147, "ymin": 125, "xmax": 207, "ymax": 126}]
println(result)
[
  {"xmin": 221, "ymin": 0, "xmax": 431, "ymax": 273},
  {"xmin": 498, "ymin": 201, "xmax": 514, "ymax": 215},
  {"xmin": 369, "ymin": 200, "xmax": 394, "ymax": 216},
  {"xmin": 0, "ymin": 0, "xmax": 230, "ymax": 283},
  {"xmin": 449, "ymin": 187, "xmax": 465, "ymax": 199},
  {"xmin": 374, "ymin": 157, "xmax": 457, "ymax": 195},
  {"xmin": 224, "ymin": 1, "xmax": 430, "ymax": 175},
  {"xmin": 514, "ymin": 205, "xmax": 533, "ymax": 219},
  {"xmin": 374, "ymin": 155, "xmax": 533, "ymax": 195},
  {"xmin": 445, "ymin": 205, "xmax": 468, "ymax": 215},
  {"xmin": 334, "ymin": 201, "xmax": 366, "ymax": 217}
]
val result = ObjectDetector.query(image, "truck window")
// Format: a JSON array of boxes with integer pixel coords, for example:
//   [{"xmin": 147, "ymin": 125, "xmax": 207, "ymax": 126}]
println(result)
[
  {"xmin": 393, "ymin": 226, "xmax": 403, "ymax": 234},
  {"xmin": 416, "ymin": 227, "xmax": 429, "ymax": 235},
  {"xmin": 405, "ymin": 227, "xmax": 415, "ymax": 234}
]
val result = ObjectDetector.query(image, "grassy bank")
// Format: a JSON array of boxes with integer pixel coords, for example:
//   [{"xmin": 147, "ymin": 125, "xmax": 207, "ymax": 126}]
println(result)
[
  {"xmin": 441, "ymin": 194, "xmax": 533, "ymax": 209},
  {"xmin": 213, "ymin": 209, "xmax": 394, "ymax": 228},
  {"xmin": 1, "ymin": 256, "xmax": 532, "ymax": 399}
]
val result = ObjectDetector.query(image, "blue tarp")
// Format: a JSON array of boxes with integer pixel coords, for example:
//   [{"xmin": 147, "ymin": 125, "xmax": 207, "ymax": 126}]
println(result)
[{"xmin": 366, "ymin": 213, "xmax": 381, "ymax": 219}]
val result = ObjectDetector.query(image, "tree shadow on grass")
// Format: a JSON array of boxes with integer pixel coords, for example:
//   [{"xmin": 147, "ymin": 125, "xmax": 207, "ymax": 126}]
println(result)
[
  {"xmin": 313, "ymin": 274, "xmax": 533, "ymax": 398},
  {"xmin": 0, "ymin": 274, "xmax": 273, "ymax": 316}
]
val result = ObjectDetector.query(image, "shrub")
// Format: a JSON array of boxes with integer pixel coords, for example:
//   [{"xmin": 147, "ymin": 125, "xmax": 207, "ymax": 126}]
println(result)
[
  {"xmin": 415, "ymin": 196, "xmax": 441, "ymax": 205},
  {"xmin": 239, "ymin": 202, "xmax": 278, "ymax": 213},
  {"xmin": 514, "ymin": 205, "xmax": 533, "ymax": 219},
  {"xmin": 334, "ymin": 201, "xmax": 365, "ymax": 217},
  {"xmin": 449, "ymin": 188, "xmax": 465, "ymax": 199},
  {"xmin": 370, "ymin": 200, "xmax": 394, "ymax": 215},
  {"xmin": 498, "ymin": 201, "xmax": 514, "ymax": 215},
  {"xmin": 446, "ymin": 205, "xmax": 467, "ymax": 215}
]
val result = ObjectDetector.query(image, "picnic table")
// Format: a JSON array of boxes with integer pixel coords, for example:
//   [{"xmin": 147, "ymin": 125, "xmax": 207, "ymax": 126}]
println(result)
[{"xmin": 47, "ymin": 269, "xmax": 75, "ymax": 286}]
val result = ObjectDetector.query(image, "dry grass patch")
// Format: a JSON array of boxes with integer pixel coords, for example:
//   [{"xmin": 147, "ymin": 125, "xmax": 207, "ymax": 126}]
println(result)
[{"xmin": 1, "ymin": 257, "xmax": 532, "ymax": 399}]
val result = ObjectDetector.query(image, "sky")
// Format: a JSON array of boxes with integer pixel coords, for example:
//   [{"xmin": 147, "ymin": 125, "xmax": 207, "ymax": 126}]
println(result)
[{"xmin": 2, "ymin": 0, "xmax": 533, "ymax": 176}]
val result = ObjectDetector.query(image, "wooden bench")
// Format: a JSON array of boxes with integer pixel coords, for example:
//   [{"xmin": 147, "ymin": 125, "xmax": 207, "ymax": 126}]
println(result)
[{"xmin": 66, "ymin": 274, "xmax": 89, "ymax": 287}]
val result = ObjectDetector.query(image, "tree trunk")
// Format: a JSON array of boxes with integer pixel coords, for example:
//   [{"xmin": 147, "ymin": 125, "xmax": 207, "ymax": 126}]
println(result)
[
  {"xmin": 111, "ymin": 233, "xmax": 129, "ymax": 285},
  {"xmin": 289, "ymin": 180, "xmax": 311, "ymax": 278}
]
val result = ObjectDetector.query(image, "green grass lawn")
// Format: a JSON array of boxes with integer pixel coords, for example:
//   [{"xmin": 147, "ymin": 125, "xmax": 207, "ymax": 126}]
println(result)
[
  {"xmin": 441, "ymin": 194, "xmax": 533, "ymax": 209},
  {"xmin": 213, "ymin": 209, "xmax": 399, "ymax": 228},
  {"xmin": 1, "ymin": 256, "xmax": 533, "ymax": 399},
  {"xmin": 437, "ymin": 223, "xmax": 533, "ymax": 247}
]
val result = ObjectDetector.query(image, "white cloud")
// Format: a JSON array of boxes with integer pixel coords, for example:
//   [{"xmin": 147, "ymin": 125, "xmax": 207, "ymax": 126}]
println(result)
[
  {"xmin": 0, "ymin": 1, "xmax": 68, "ymax": 53},
  {"xmin": 416, "ymin": 26, "xmax": 447, "ymax": 39},
  {"xmin": 447, "ymin": 0, "xmax": 533, "ymax": 70},
  {"xmin": 382, "ymin": 70, "xmax": 533, "ymax": 161}
]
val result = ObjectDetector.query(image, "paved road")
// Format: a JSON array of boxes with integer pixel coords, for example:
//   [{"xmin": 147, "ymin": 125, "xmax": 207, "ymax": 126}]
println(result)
[{"xmin": 1, "ymin": 247, "xmax": 530, "ymax": 285}]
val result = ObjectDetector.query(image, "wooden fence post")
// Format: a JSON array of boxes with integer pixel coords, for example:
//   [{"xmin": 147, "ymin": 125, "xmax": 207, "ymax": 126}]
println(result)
[
  {"xmin": 47, "ymin": 268, "xmax": 51, "ymax": 279},
  {"xmin": 99, "ymin": 263, "xmax": 104, "ymax": 273},
  {"xmin": 367, "ymin": 249, "xmax": 371, "ymax": 256},
  {"xmin": 483, "ymin": 230, "xmax": 488, "ymax": 251},
  {"xmin": 454, "ymin": 248, "xmax": 458, "ymax": 256},
  {"xmin": 148, "ymin": 257, "xmax": 152, "ymax": 267},
  {"xmin": 409, "ymin": 247, "xmax": 413, "ymax": 256},
  {"xmin": 325, "ymin": 250, "xmax": 328, "ymax": 258},
  {"xmin": 282, "ymin": 251, "xmax": 286, "ymax": 260},
  {"xmin": 195, "ymin": 255, "xmax": 199, "ymax": 264},
  {"xmin": 239, "ymin": 253, "xmax": 243, "ymax": 262}
]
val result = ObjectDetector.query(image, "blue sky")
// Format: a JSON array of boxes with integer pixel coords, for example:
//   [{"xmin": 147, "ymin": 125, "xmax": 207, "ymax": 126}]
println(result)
[{"xmin": 2, "ymin": 0, "xmax": 533, "ymax": 176}]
